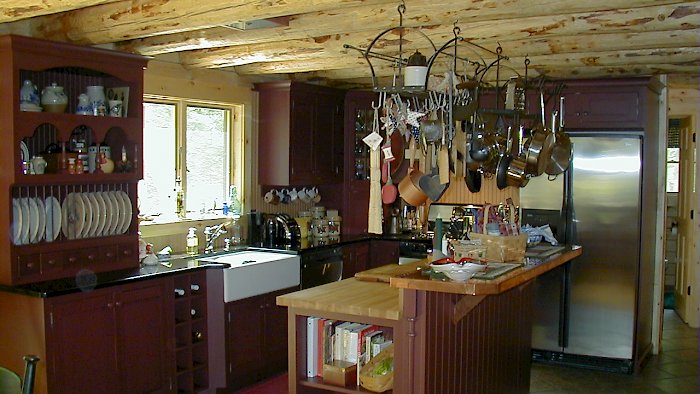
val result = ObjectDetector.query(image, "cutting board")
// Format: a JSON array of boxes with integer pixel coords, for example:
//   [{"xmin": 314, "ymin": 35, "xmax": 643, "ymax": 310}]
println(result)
[{"xmin": 354, "ymin": 261, "xmax": 426, "ymax": 283}]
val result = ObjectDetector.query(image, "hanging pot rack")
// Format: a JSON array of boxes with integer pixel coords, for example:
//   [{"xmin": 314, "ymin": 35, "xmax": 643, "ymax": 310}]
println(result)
[{"xmin": 343, "ymin": 1, "xmax": 504, "ymax": 94}]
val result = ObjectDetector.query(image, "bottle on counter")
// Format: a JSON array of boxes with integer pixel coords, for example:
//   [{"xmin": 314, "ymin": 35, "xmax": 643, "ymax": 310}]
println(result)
[{"xmin": 186, "ymin": 227, "xmax": 199, "ymax": 256}]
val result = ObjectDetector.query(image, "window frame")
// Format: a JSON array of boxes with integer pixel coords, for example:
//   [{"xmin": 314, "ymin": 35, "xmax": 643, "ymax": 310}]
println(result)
[{"xmin": 141, "ymin": 94, "xmax": 244, "ymax": 223}]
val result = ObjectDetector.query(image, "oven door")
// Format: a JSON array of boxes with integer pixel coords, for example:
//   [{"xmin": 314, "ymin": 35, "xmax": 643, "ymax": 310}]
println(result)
[{"xmin": 300, "ymin": 247, "xmax": 343, "ymax": 289}]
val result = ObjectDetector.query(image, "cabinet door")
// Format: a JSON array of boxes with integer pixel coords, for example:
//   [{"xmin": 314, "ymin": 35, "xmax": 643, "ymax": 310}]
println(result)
[
  {"xmin": 343, "ymin": 241, "xmax": 370, "ymax": 278},
  {"xmin": 48, "ymin": 289, "xmax": 119, "ymax": 394},
  {"xmin": 226, "ymin": 295, "xmax": 265, "ymax": 390},
  {"xmin": 262, "ymin": 288, "xmax": 295, "ymax": 376},
  {"xmin": 563, "ymin": 89, "xmax": 642, "ymax": 129},
  {"xmin": 290, "ymin": 89, "xmax": 316, "ymax": 184},
  {"xmin": 116, "ymin": 280, "xmax": 170, "ymax": 394},
  {"xmin": 370, "ymin": 240, "xmax": 399, "ymax": 268},
  {"xmin": 313, "ymin": 90, "xmax": 344, "ymax": 183}
]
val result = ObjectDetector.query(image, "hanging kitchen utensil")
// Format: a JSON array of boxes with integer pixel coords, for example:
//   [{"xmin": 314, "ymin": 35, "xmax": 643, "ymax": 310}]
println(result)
[
  {"xmin": 419, "ymin": 144, "xmax": 448, "ymax": 201},
  {"xmin": 398, "ymin": 137, "xmax": 428, "ymax": 206},
  {"xmin": 495, "ymin": 126, "xmax": 514, "ymax": 190},
  {"xmin": 381, "ymin": 160, "xmax": 398, "ymax": 204},
  {"xmin": 465, "ymin": 168, "xmax": 482, "ymax": 193},
  {"xmin": 438, "ymin": 115, "xmax": 450, "ymax": 184},
  {"xmin": 545, "ymin": 96, "xmax": 573, "ymax": 177},
  {"xmin": 368, "ymin": 98, "xmax": 384, "ymax": 234},
  {"xmin": 504, "ymin": 126, "xmax": 530, "ymax": 188},
  {"xmin": 522, "ymin": 91, "xmax": 554, "ymax": 176}
]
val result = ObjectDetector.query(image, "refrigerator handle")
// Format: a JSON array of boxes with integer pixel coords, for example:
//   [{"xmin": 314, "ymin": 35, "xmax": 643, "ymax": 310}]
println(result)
[{"xmin": 560, "ymin": 262, "xmax": 572, "ymax": 348}]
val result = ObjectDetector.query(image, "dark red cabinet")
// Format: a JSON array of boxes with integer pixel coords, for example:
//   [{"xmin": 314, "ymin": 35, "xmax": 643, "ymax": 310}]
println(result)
[
  {"xmin": 342, "ymin": 241, "xmax": 370, "ymax": 278},
  {"xmin": 255, "ymin": 81, "xmax": 344, "ymax": 185},
  {"xmin": 342, "ymin": 91, "xmax": 376, "ymax": 234},
  {"xmin": 225, "ymin": 286, "xmax": 297, "ymax": 391},
  {"xmin": 369, "ymin": 240, "xmax": 400, "ymax": 269},
  {"xmin": 47, "ymin": 278, "xmax": 171, "ymax": 394},
  {"xmin": 560, "ymin": 79, "xmax": 648, "ymax": 129}
]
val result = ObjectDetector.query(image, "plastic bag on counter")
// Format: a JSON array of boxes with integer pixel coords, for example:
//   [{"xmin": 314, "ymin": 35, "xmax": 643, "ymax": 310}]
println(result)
[{"xmin": 521, "ymin": 224, "xmax": 558, "ymax": 246}]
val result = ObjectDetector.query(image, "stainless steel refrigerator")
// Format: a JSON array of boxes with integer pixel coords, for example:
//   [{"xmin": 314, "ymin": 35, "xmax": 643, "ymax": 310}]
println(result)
[{"xmin": 521, "ymin": 133, "xmax": 646, "ymax": 373}]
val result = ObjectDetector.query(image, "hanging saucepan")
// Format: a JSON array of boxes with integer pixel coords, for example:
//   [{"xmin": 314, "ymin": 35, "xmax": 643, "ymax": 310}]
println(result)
[
  {"xmin": 545, "ymin": 96, "xmax": 573, "ymax": 176},
  {"xmin": 523, "ymin": 92, "xmax": 554, "ymax": 176},
  {"xmin": 505, "ymin": 126, "xmax": 530, "ymax": 188},
  {"xmin": 398, "ymin": 138, "xmax": 428, "ymax": 206},
  {"xmin": 460, "ymin": 121, "xmax": 482, "ymax": 193},
  {"xmin": 496, "ymin": 126, "xmax": 514, "ymax": 190}
]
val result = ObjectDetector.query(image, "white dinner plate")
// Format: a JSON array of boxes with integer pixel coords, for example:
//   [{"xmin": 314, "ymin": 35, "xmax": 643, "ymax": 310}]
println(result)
[
  {"xmin": 86, "ymin": 193, "xmax": 101, "ymax": 237},
  {"xmin": 45, "ymin": 196, "xmax": 61, "ymax": 242},
  {"xmin": 118, "ymin": 191, "xmax": 132, "ymax": 234},
  {"xmin": 19, "ymin": 198, "xmax": 31, "ymax": 245},
  {"xmin": 27, "ymin": 197, "xmax": 40, "ymax": 243},
  {"xmin": 93, "ymin": 192, "xmax": 107, "ymax": 237},
  {"xmin": 33, "ymin": 197, "xmax": 46, "ymax": 243},
  {"xmin": 106, "ymin": 191, "xmax": 120, "ymax": 235},
  {"xmin": 79, "ymin": 193, "xmax": 93, "ymax": 238},
  {"xmin": 12, "ymin": 198, "xmax": 22, "ymax": 245},
  {"xmin": 61, "ymin": 194, "xmax": 70, "ymax": 239},
  {"xmin": 101, "ymin": 191, "xmax": 116, "ymax": 236}
]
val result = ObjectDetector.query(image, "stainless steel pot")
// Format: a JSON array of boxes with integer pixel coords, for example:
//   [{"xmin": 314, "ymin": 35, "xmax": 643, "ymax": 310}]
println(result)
[{"xmin": 545, "ymin": 97, "xmax": 572, "ymax": 176}]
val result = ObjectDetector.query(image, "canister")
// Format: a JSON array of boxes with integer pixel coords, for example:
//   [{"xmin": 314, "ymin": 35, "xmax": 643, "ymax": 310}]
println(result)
[
  {"xmin": 328, "ymin": 216, "xmax": 341, "ymax": 237},
  {"xmin": 312, "ymin": 218, "xmax": 329, "ymax": 238},
  {"xmin": 310, "ymin": 206, "xmax": 326, "ymax": 219}
]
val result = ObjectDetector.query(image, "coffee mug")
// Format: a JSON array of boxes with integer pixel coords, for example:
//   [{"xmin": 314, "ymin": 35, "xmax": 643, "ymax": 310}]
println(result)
[
  {"xmin": 298, "ymin": 188, "xmax": 310, "ymax": 203},
  {"xmin": 108, "ymin": 100, "xmax": 123, "ymax": 117},
  {"xmin": 289, "ymin": 188, "xmax": 298, "ymax": 201},
  {"xmin": 264, "ymin": 190, "xmax": 279, "ymax": 205},
  {"xmin": 280, "ymin": 189, "xmax": 291, "ymax": 204}
]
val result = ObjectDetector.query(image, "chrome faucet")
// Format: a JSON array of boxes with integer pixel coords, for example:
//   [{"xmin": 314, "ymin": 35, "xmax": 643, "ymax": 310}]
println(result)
[{"xmin": 204, "ymin": 222, "xmax": 228, "ymax": 253}]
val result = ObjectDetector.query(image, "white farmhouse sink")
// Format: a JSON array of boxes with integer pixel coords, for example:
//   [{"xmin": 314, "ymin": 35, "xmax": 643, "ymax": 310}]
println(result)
[{"xmin": 199, "ymin": 251, "xmax": 300, "ymax": 302}]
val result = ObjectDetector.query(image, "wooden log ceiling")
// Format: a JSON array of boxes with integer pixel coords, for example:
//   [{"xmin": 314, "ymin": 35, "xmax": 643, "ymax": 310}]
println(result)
[{"xmin": 1, "ymin": 0, "xmax": 698, "ymax": 88}]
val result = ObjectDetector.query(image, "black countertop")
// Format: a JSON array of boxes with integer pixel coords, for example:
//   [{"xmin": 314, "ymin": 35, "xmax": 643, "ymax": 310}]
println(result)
[{"xmin": 1, "ymin": 233, "xmax": 431, "ymax": 298}]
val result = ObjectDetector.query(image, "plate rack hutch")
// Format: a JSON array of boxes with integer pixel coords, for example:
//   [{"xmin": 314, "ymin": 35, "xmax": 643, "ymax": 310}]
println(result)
[{"xmin": 0, "ymin": 35, "xmax": 148, "ymax": 285}]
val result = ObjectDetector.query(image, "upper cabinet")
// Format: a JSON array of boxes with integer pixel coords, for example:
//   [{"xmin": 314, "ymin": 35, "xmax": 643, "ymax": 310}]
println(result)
[
  {"xmin": 0, "ymin": 35, "xmax": 149, "ymax": 285},
  {"xmin": 560, "ymin": 78, "xmax": 650, "ymax": 130},
  {"xmin": 255, "ymin": 81, "xmax": 345, "ymax": 185}
]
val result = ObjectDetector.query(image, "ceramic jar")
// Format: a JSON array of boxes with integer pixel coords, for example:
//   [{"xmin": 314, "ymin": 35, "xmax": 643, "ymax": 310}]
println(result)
[
  {"xmin": 19, "ymin": 80, "xmax": 40, "ymax": 107},
  {"xmin": 41, "ymin": 83, "xmax": 68, "ymax": 113},
  {"xmin": 30, "ymin": 156, "xmax": 47, "ymax": 174},
  {"xmin": 311, "ymin": 218, "xmax": 328, "ymax": 238},
  {"xmin": 76, "ymin": 93, "xmax": 91, "ymax": 115},
  {"xmin": 86, "ymin": 85, "xmax": 106, "ymax": 116}
]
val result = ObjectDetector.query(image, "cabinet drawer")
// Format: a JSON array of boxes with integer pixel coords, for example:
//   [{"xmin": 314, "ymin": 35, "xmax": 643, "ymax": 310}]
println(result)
[
  {"xmin": 41, "ymin": 251, "xmax": 65, "ymax": 274},
  {"xmin": 17, "ymin": 253, "xmax": 40, "ymax": 276}
]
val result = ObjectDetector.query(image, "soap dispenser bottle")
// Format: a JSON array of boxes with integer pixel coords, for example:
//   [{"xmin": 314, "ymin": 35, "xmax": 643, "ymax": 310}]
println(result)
[{"xmin": 186, "ymin": 227, "xmax": 199, "ymax": 256}]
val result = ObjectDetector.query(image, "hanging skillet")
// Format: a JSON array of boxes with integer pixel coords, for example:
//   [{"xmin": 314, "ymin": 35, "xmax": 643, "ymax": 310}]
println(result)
[
  {"xmin": 545, "ymin": 96, "xmax": 573, "ymax": 176},
  {"xmin": 496, "ymin": 126, "xmax": 513, "ymax": 190}
]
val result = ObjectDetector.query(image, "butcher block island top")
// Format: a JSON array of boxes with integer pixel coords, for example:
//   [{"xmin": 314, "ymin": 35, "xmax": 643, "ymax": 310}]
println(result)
[{"xmin": 372, "ymin": 245, "xmax": 582, "ymax": 295}]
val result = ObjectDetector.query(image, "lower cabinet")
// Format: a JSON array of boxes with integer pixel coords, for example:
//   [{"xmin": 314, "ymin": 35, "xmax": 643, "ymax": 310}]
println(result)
[
  {"xmin": 47, "ymin": 278, "xmax": 172, "ymax": 394},
  {"xmin": 369, "ymin": 240, "xmax": 399, "ymax": 269},
  {"xmin": 225, "ymin": 286, "xmax": 298, "ymax": 391},
  {"xmin": 342, "ymin": 242, "xmax": 370, "ymax": 278}
]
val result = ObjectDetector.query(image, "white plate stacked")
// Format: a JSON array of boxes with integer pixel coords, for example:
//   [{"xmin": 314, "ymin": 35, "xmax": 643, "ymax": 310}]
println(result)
[
  {"xmin": 12, "ymin": 196, "xmax": 61, "ymax": 245},
  {"xmin": 60, "ymin": 191, "xmax": 132, "ymax": 240}
]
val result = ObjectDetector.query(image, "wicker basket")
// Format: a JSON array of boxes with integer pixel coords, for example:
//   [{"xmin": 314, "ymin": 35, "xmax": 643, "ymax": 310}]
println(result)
[
  {"xmin": 468, "ymin": 232, "xmax": 527, "ymax": 262},
  {"xmin": 359, "ymin": 344, "xmax": 394, "ymax": 393}
]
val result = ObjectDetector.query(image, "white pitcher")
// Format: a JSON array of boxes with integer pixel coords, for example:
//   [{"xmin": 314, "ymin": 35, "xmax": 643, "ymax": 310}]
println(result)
[{"xmin": 86, "ymin": 85, "xmax": 106, "ymax": 116}]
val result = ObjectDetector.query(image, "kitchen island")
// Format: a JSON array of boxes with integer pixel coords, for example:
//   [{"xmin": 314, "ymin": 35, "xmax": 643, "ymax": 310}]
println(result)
[{"xmin": 277, "ymin": 245, "xmax": 582, "ymax": 394}]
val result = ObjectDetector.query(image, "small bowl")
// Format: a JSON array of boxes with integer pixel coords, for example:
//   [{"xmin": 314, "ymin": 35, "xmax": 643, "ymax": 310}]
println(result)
[
  {"xmin": 430, "ymin": 262, "xmax": 460, "ymax": 273},
  {"xmin": 443, "ymin": 269, "xmax": 476, "ymax": 282}
]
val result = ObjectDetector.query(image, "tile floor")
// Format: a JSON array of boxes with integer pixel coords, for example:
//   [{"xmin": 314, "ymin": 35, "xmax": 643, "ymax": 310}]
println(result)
[
  {"xmin": 530, "ymin": 310, "xmax": 699, "ymax": 394},
  {"xmin": 236, "ymin": 310, "xmax": 698, "ymax": 393}
]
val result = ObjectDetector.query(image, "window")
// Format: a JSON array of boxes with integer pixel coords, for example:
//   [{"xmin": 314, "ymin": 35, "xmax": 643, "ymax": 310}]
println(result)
[
  {"xmin": 667, "ymin": 119, "xmax": 680, "ymax": 193},
  {"xmin": 140, "ymin": 97, "xmax": 244, "ymax": 222}
]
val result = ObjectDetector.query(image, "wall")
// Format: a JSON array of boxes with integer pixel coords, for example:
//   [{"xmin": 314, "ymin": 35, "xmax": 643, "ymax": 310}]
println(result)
[{"xmin": 667, "ymin": 87, "xmax": 700, "ymax": 328}]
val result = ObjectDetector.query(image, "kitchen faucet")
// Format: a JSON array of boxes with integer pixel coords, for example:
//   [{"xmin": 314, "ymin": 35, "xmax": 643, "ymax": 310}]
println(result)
[{"xmin": 204, "ymin": 222, "xmax": 228, "ymax": 253}]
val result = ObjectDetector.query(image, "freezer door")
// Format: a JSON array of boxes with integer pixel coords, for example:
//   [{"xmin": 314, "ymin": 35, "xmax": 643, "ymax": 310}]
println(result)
[{"xmin": 565, "ymin": 136, "xmax": 641, "ymax": 359}]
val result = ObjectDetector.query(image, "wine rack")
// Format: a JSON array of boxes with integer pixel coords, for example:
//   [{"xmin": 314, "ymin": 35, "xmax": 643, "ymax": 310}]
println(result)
[{"xmin": 173, "ymin": 271, "xmax": 209, "ymax": 393}]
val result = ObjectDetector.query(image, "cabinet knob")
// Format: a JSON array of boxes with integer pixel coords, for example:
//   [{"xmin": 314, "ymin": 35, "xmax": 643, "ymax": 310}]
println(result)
[
  {"xmin": 46, "ymin": 259, "xmax": 56, "ymax": 265},
  {"xmin": 68, "ymin": 256, "xmax": 78, "ymax": 263},
  {"xmin": 122, "ymin": 249, "xmax": 132, "ymax": 256},
  {"xmin": 115, "ymin": 301, "xmax": 121, "ymax": 307},
  {"xmin": 87, "ymin": 254, "xmax": 96, "ymax": 261},
  {"xmin": 107, "ymin": 302, "xmax": 114, "ymax": 308},
  {"xmin": 105, "ymin": 252, "xmax": 114, "ymax": 258}
]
